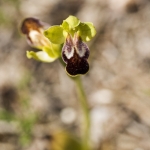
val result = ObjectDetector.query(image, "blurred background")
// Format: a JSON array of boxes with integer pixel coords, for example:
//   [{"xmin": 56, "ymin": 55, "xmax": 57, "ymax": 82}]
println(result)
[{"xmin": 1, "ymin": 0, "xmax": 150, "ymax": 150}]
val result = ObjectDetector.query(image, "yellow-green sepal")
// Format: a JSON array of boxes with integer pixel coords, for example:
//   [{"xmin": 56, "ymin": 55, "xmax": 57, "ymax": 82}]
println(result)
[
  {"xmin": 44, "ymin": 25, "xmax": 65, "ymax": 44},
  {"xmin": 26, "ymin": 51, "xmax": 56, "ymax": 63},
  {"xmin": 62, "ymin": 20, "xmax": 78, "ymax": 36},
  {"xmin": 61, "ymin": 21, "xmax": 70, "ymax": 33},
  {"xmin": 78, "ymin": 22, "xmax": 96, "ymax": 42},
  {"xmin": 65, "ymin": 15, "xmax": 80, "ymax": 29},
  {"xmin": 43, "ymin": 44, "xmax": 62, "ymax": 59}
]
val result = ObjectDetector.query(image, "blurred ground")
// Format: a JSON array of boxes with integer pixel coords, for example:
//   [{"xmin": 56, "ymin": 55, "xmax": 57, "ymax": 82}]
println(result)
[{"xmin": 1, "ymin": 0, "xmax": 150, "ymax": 150}]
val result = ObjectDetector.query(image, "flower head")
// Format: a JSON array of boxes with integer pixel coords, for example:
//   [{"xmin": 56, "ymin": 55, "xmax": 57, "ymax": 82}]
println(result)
[
  {"xmin": 21, "ymin": 18, "xmax": 61, "ymax": 63},
  {"xmin": 21, "ymin": 16, "xmax": 96, "ymax": 76}
]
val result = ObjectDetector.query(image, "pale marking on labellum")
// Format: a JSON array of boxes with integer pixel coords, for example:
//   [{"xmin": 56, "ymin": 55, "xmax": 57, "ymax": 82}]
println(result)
[
  {"xmin": 64, "ymin": 47, "xmax": 74, "ymax": 59},
  {"xmin": 76, "ymin": 46, "xmax": 86, "ymax": 57}
]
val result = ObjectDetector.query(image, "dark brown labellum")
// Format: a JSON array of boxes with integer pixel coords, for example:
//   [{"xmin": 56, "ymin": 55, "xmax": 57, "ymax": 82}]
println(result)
[{"xmin": 62, "ymin": 33, "xmax": 89, "ymax": 76}]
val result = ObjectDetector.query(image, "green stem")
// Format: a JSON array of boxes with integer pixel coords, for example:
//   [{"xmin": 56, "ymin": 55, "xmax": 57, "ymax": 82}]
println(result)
[
  {"xmin": 59, "ymin": 58, "xmax": 91, "ymax": 150},
  {"xmin": 74, "ymin": 76, "xmax": 90, "ymax": 150}
]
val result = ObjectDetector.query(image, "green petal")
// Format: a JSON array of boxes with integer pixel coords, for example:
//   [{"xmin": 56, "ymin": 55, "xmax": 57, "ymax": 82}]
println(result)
[
  {"xmin": 62, "ymin": 20, "xmax": 78, "ymax": 36},
  {"xmin": 62, "ymin": 21, "xmax": 70, "ymax": 32},
  {"xmin": 84, "ymin": 22, "xmax": 96, "ymax": 39},
  {"xmin": 65, "ymin": 15, "xmax": 80, "ymax": 29},
  {"xmin": 63, "ymin": 30, "xmax": 68, "ymax": 39},
  {"xmin": 78, "ymin": 22, "xmax": 96, "ymax": 42},
  {"xmin": 26, "ymin": 51, "xmax": 56, "ymax": 63},
  {"xmin": 44, "ymin": 26, "xmax": 65, "ymax": 44}
]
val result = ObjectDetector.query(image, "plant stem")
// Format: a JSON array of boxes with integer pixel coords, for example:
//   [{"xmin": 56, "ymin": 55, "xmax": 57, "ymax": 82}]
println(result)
[
  {"xmin": 74, "ymin": 76, "xmax": 90, "ymax": 150},
  {"xmin": 59, "ymin": 58, "xmax": 91, "ymax": 150}
]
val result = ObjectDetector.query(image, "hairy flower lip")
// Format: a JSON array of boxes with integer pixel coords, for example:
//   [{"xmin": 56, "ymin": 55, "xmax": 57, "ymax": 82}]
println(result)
[
  {"xmin": 62, "ymin": 33, "xmax": 90, "ymax": 76},
  {"xmin": 65, "ymin": 50, "xmax": 89, "ymax": 76}
]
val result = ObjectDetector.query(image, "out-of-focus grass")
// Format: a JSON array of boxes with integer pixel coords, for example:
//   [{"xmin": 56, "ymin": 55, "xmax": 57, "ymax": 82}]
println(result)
[
  {"xmin": 0, "ymin": 0, "xmax": 20, "ymax": 7},
  {"xmin": 0, "ymin": 10, "xmax": 10, "ymax": 25},
  {"xmin": 17, "ymin": 71, "xmax": 38, "ymax": 146},
  {"xmin": 0, "ymin": 110, "xmax": 37, "ymax": 145},
  {"xmin": 0, "ymin": 71, "xmax": 38, "ymax": 146},
  {"xmin": 0, "ymin": 70, "xmax": 85, "ymax": 149},
  {"xmin": 19, "ymin": 114, "xmax": 37, "ymax": 145},
  {"xmin": 0, "ymin": 0, "xmax": 20, "ymax": 26},
  {"xmin": 0, "ymin": 110, "xmax": 17, "ymax": 121}
]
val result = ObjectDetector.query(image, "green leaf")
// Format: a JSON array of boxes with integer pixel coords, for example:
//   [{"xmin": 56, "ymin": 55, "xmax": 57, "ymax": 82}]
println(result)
[
  {"xmin": 78, "ymin": 22, "xmax": 96, "ymax": 42},
  {"xmin": 44, "ymin": 26, "xmax": 65, "ymax": 44},
  {"xmin": 0, "ymin": 110, "xmax": 16, "ymax": 122},
  {"xmin": 65, "ymin": 15, "xmax": 80, "ymax": 29},
  {"xmin": 26, "ymin": 51, "xmax": 56, "ymax": 62}
]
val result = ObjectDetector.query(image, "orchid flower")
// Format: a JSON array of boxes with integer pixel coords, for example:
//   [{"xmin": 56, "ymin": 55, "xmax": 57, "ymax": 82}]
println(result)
[
  {"xmin": 21, "ymin": 16, "xmax": 96, "ymax": 76},
  {"xmin": 21, "ymin": 17, "xmax": 61, "ymax": 63}
]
